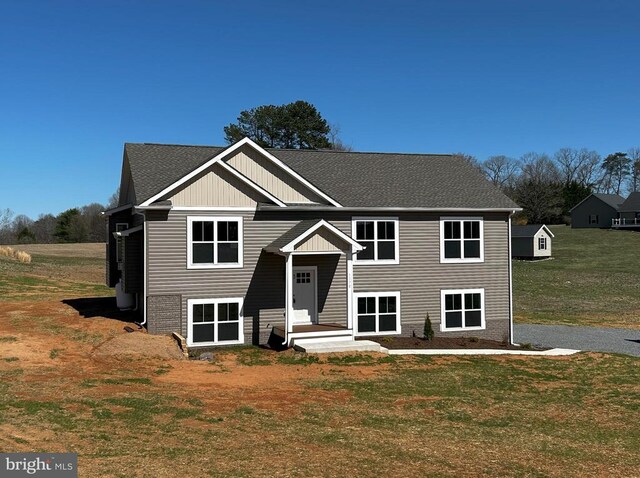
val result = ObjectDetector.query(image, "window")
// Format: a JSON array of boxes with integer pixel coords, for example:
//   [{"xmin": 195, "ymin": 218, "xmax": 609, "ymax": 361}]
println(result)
[
  {"xmin": 354, "ymin": 292, "xmax": 400, "ymax": 335},
  {"xmin": 187, "ymin": 298, "xmax": 244, "ymax": 346},
  {"xmin": 352, "ymin": 218, "xmax": 399, "ymax": 264},
  {"xmin": 440, "ymin": 289, "xmax": 485, "ymax": 331},
  {"xmin": 187, "ymin": 217, "xmax": 243, "ymax": 269},
  {"xmin": 115, "ymin": 223, "xmax": 128, "ymax": 264},
  {"xmin": 538, "ymin": 237, "xmax": 547, "ymax": 250},
  {"xmin": 589, "ymin": 214, "xmax": 599, "ymax": 224},
  {"xmin": 440, "ymin": 217, "xmax": 483, "ymax": 263},
  {"xmin": 296, "ymin": 272, "xmax": 311, "ymax": 283}
]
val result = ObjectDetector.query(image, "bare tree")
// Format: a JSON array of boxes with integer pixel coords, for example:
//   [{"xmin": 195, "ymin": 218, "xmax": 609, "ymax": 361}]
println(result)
[
  {"xmin": 601, "ymin": 152, "xmax": 631, "ymax": 195},
  {"xmin": 107, "ymin": 188, "xmax": 120, "ymax": 209},
  {"xmin": 627, "ymin": 147, "xmax": 640, "ymax": 192},
  {"xmin": 573, "ymin": 149, "xmax": 602, "ymax": 188},
  {"xmin": 328, "ymin": 124, "xmax": 352, "ymax": 151},
  {"xmin": 482, "ymin": 155, "xmax": 520, "ymax": 189},
  {"xmin": 453, "ymin": 153, "xmax": 482, "ymax": 172},
  {"xmin": 520, "ymin": 152, "xmax": 560, "ymax": 183},
  {"xmin": 0, "ymin": 208, "xmax": 14, "ymax": 244}
]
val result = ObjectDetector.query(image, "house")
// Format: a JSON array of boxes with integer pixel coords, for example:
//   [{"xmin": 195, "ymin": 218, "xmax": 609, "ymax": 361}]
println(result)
[
  {"xmin": 570, "ymin": 193, "xmax": 624, "ymax": 228},
  {"xmin": 510, "ymin": 225, "xmax": 554, "ymax": 259},
  {"xmin": 104, "ymin": 138, "xmax": 521, "ymax": 349},
  {"xmin": 613, "ymin": 192, "xmax": 640, "ymax": 228}
]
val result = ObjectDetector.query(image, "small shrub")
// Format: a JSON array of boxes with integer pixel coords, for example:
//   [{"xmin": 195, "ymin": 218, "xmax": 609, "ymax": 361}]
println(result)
[
  {"xmin": 423, "ymin": 313, "xmax": 434, "ymax": 341},
  {"xmin": 520, "ymin": 342, "xmax": 533, "ymax": 350}
]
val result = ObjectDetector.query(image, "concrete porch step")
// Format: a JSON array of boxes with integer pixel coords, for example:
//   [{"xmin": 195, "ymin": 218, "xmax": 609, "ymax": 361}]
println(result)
[{"xmin": 293, "ymin": 340, "xmax": 382, "ymax": 354}]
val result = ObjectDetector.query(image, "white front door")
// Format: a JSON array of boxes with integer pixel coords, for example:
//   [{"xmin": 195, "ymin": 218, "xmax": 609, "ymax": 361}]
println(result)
[{"xmin": 292, "ymin": 267, "xmax": 317, "ymax": 324}]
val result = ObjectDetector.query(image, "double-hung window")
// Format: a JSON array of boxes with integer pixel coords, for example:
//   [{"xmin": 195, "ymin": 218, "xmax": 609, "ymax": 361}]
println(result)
[
  {"xmin": 440, "ymin": 217, "xmax": 483, "ymax": 263},
  {"xmin": 538, "ymin": 237, "xmax": 547, "ymax": 250},
  {"xmin": 187, "ymin": 216, "xmax": 243, "ymax": 269},
  {"xmin": 115, "ymin": 223, "xmax": 128, "ymax": 265},
  {"xmin": 354, "ymin": 292, "xmax": 400, "ymax": 335},
  {"xmin": 352, "ymin": 218, "xmax": 399, "ymax": 264},
  {"xmin": 187, "ymin": 298, "xmax": 244, "ymax": 346},
  {"xmin": 589, "ymin": 214, "xmax": 599, "ymax": 225},
  {"xmin": 441, "ymin": 289, "xmax": 485, "ymax": 331}
]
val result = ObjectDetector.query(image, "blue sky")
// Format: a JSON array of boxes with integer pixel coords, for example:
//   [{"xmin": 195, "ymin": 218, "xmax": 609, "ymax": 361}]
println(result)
[{"xmin": 1, "ymin": 0, "xmax": 639, "ymax": 218}]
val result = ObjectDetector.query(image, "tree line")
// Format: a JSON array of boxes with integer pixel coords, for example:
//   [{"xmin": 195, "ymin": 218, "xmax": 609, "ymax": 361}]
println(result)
[
  {"xmin": 458, "ymin": 148, "xmax": 640, "ymax": 224},
  {"xmin": 0, "ymin": 191, "xmax": 118, "ymax": 245}
]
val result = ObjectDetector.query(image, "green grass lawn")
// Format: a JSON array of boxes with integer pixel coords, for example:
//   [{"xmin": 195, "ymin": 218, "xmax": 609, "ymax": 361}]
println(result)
[{"xmin": 513, "ymin": 226, "xmax": 640, "ymax": 328}]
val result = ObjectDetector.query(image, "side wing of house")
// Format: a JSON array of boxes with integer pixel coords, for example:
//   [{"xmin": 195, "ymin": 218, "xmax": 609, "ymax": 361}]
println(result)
[{"xmin": 570, "ymin": 196, "xmax": 617, "ymax": 228}]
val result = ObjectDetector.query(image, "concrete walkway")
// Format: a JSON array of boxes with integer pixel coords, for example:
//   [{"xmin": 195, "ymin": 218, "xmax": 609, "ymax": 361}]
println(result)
[{"xmin": 515, "ymin": 324, "xmax": 640, "ymax": 357}]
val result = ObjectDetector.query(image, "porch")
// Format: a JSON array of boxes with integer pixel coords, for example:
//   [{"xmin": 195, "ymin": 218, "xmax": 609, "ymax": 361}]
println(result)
[
  {"xmin": 263, "ymin": 219, "xmax": 364, "ymax": 347},
  {"xmin": 612, "ymin": 218, "xmax": 640, "ymax": 228}
]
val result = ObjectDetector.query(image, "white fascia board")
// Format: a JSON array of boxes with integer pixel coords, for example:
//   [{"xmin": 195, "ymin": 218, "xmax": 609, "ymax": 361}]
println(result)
[
  {"xmin": 102, "ymin": 204, "xmax": 133, "ymax": 216},
  {"xmin": 240, "ymin": 138, "xmax": 343, "ymax": 208},
  {"xmin": 215, "ymin": 159, "xmax": 287, "ymax": 207},
  {"xmin": 280, "ymin": 219, "xmax": 364, "ymax": 253},
  {"xmin": 139, "ymin": 137, "xmax": 342, "ymax": 208},
  {"xmin": 540, "ymin": 225, "xmax": 555, "ymax": 238},
  {"xmin": 139, "ymin": 140, "xmax": 247, "ymax": 206},
  {"xmin": 113, "ymin": 225, "xmax": 143, "ymax": 237}
]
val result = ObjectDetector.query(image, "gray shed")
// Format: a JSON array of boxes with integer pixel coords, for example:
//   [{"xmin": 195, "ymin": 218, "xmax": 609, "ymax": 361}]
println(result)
[
  {"xmin": 570, "ymin": 193, "xmax": 624, "ymax": 228},
  {"xmin": 511, "ymin": 225, "xmax": 554, "ymax": 259}
]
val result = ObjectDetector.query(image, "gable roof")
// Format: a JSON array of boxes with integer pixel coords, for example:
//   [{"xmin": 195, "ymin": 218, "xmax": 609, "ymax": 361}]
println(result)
[
  {"xmin": 570, "ymin": 193, "xmax": 625, "ymax": 212},
  {"xmin": 264, "ymin": 219, "xmax": 363, "ymax": 254},
  {"xmin": 123, "ymin": 140, "xmax": 520, "ymax": 210},
  {"xmin": 618, "ymin": 192, "xmax": 640, "ymax": 212},
  {"xmin": 511, "ymin": 224, "xmax": 554, "ymax": 238}
]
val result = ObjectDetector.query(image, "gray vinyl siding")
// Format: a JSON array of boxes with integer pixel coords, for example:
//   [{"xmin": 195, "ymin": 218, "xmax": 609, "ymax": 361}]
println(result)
[
  {"xmin": 145, "ymin": 210, "xmax": 511, "ymax": 345},
  {"xmin": 350, "ymin": 213, "xmax": 510, "ymax": 342},
  {"xmin": 571, "ymin": 196, "xmax": 618, "ymax": 228},
  {"xmin": 146, "ymin": 210, "xmax": 348, "ymax": 344}
]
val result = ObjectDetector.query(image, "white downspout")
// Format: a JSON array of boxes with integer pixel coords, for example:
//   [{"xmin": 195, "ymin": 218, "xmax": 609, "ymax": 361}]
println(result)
[
  {"xmin": 134, "ymin": 211, "xmax": 147, "ymax": 327},
  {"xmin": 508, "ymin": 211, "xmax": 515, "ymax": 345}
]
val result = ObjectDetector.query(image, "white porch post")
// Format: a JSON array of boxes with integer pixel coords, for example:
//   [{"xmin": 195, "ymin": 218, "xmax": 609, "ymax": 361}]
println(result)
[
  {"xmin": 285, "ymin": 253, "xmax": 294, "ymax": 334},
  {"xmin": 346, "ymin": 251, "xmax": 354, "ymax": 332}
]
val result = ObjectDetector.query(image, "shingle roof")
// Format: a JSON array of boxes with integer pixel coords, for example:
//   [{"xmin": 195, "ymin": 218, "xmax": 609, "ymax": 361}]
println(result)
[
  {"xmin": 593, "ymin": 193, "xmax": 625, "ymax": 209},
  {"xmin": 265, "ymin": 219, "xmax": 323, "ymax": 250},
  {"xmin": 511, "ymin": 225, "xmax": 550, "ymax": 238},
  {"xmin": 618, "ymin": 192, "xmax": 640, "ymax": 212},
  {"xmin": 124, "ymin": 142, "xmax": 519, "ymax": 209},
  {"xmin": 125, "ymin": 143, "xmax": 226, "ymax": 205}
]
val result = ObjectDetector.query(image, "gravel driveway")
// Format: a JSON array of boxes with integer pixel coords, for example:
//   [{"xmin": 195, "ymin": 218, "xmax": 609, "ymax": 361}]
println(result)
[{"xmin": 515, "ymin": 324, "xmax": 640, "ymax": 357}]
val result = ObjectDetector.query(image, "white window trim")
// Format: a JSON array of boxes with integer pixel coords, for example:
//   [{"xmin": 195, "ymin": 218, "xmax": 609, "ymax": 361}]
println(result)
[
  {"xmin": 351, "ymin": 217, "xmax": 400, "ymax": 265},
  {"xmin": 187, "ymin": 297, "xmax": 244, "ymax": 346},
  {"xmin": 353, "ymin": 291, "xmax": 401, "ymax": 336},
  {"xmin": 440, "ymin": 288, "xmax": 485, "ymax": 332},
  {"xmin": 439, "ymin": 216, "xmax": 484, "ymax": 264},
  {"xmin": 115, "ymin": 222, "xmax": 128, "ymax": 265},
  {"xmin": 186, "ymin": 216, "xmax": 243, "ymax": 269},
  {"xmin": 538, "ymin": 236, "xmax": 547, "ymax": 250}
]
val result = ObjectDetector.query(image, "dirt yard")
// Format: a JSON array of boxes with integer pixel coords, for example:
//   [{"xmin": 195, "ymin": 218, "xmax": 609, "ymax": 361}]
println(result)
[{"xmin": 0, "ymin": 244, "xmax": 639, "ymax": 477}]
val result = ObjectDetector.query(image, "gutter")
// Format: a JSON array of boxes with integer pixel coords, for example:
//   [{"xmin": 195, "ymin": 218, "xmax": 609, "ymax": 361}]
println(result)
[{"xmin": 258, "ymin": 205, "xmax": 523, "ymax": 213}]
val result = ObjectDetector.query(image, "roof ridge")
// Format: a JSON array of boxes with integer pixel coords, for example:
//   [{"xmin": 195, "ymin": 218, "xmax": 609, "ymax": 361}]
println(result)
[{"xmin": 125, "ymin": 142, "xmax": 453, "ymax": 157}]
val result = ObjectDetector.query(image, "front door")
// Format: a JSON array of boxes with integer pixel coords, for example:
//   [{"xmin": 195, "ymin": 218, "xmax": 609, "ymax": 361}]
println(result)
[{"xmin": 292, "ymin": 267, "xmax": 317, "ymax": 324}]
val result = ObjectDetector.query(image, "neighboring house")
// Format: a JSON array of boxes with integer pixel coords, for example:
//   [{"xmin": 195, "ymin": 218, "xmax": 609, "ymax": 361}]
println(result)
[
  {"xmin": 613, "ymin": 192, "xmax": 640, "ymax": 228},
  {"xmin": 511, "ymin": 225, "xmax": 554, "ymax": 259},
  {"xmin": 104, "ymin": 138, "xmax": 521, "ymax": 348},
  {"xmin": 570, "ymin": 193, "xmax": 624, "ymax": 228}
]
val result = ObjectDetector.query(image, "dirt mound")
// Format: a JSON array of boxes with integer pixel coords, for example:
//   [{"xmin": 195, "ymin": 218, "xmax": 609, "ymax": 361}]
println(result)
[{"xmin": 92, "ymin": 332, "xmax": 184, "ymax": 360}]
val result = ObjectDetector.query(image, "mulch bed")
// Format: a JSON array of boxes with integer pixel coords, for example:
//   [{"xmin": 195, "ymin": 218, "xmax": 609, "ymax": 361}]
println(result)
[{"xmin": 362, "ymin": 336, "xmax": 543, "ymax": 351}]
